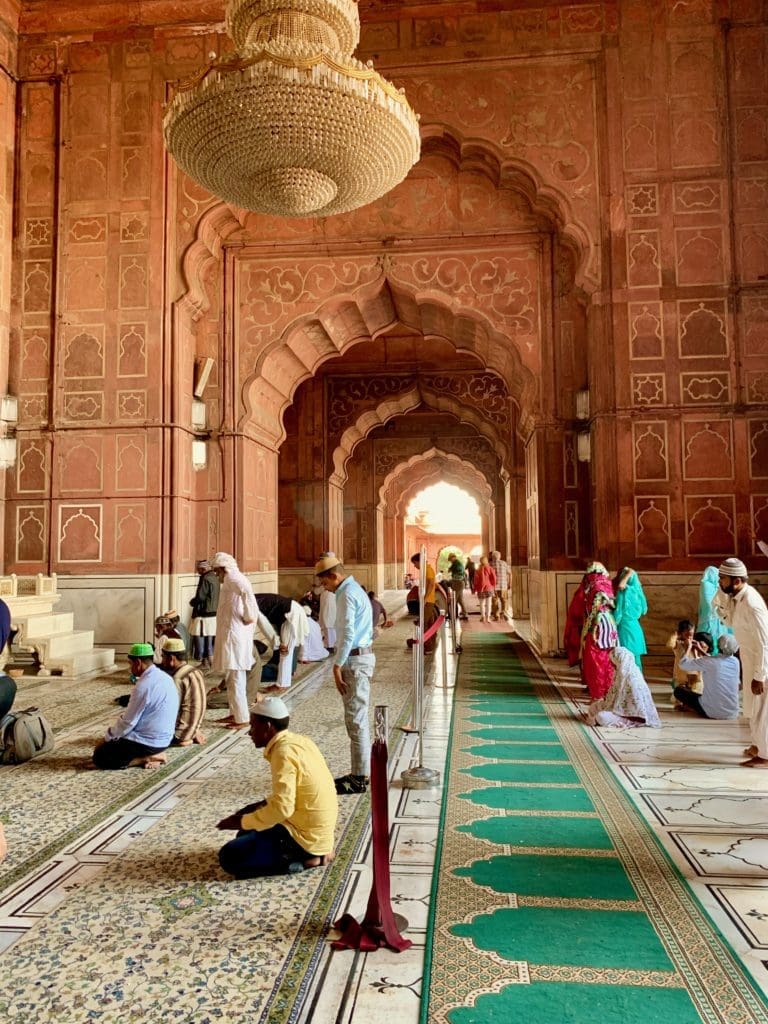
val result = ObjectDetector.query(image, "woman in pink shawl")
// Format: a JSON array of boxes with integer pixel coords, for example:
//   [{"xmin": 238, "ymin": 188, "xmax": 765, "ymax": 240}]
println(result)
[
  {"xmin": 564, "ymin": 562, "xmax": 609, "ymax": 670},
  {"xmin": 581, "ymin": 575, "xmax": 618, "ymax": 699}
]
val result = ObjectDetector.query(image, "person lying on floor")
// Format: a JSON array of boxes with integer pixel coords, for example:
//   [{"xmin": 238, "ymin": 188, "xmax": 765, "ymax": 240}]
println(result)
[
  {"xmin": 217, "ymin": 697, "xmax": 338, "ymax": 877},
  {"xmin": 585, "ymin": 645, "xmax": 660, "ymax": 729},
  {"xmin": 92, "ymin": 643, "xmax": 179, "ymax": 770},
  {"xmin": 161, "ymin": 637, "xmax": 208, "ymax": 746}
]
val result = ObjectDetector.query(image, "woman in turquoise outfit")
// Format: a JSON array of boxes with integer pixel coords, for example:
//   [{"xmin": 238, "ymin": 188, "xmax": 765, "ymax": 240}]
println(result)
[
  {"xmin": 697, "ymin": 565, "xmax": 732, "ymax": 647},
  {"xmin": 612, "ymin": 567, "xmax": 648, "ymax": 669}
]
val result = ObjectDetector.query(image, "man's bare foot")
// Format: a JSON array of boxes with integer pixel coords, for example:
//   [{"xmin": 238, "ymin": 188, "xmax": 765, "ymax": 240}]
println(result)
[
  {"xmin": 220, "ymin": 715, "xmax": 236, "ymax": 725},
  {"xmin": 303, "ymin": 851, "xmax": 335, "ymax": 869},
  {"xmin": 130, "ymin": 753, "xmax": 167, "ymax": 769},
  {"xmin": 193, "ymin": 730, "xmax": 207, "ymax": 745},
  {"xmin": 744, "ymin": 745, "xmax": 758, "ymax": 757},
  {"xmin": 741, "ymin": 756, "xmax": 768, "ymax": 767},
  {"xmin": 225, "ymin": 721, "xmax": 249, "ymax": 730},
  {"xmin": 177, "ymin": 739, "xmax": 193, "ymax": 747}
]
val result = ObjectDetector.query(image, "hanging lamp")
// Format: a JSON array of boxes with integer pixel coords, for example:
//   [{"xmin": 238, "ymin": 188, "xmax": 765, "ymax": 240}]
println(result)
[{"xmin": 163, "ymin": 0, "xmax": 421, "ymax": 218}]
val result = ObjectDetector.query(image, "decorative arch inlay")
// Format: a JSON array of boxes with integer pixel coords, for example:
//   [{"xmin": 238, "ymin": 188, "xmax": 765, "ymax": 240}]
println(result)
[{"xmin": 377, "ymin": 447, "xmax": 494, "ymax": 511}]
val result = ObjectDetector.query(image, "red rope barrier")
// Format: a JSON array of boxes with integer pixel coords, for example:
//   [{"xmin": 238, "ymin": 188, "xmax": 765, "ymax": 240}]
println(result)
[
  {"xmin": 331, "ymin": 736, "xmax": 412, "ymax": 954},
  {"xmin": 413, "ymin": 613, "xmax": 445, "ymax": 646}
]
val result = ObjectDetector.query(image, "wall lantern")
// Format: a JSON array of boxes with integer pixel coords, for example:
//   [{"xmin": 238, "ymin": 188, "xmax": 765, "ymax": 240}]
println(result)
[
  {"xmin": 576, "ymin": 430, "xmax": 591, "ymax": 463},
  {"xmin": 191, "ymin": 398, "xmax": 207, "ymax": 432},
  {"xmin": 575, "ymin": 389, "xmax": 590, "ymax": 421},
  {"xmin": 192, "ymin": 439, "xmax": 208, "ymax": 471}
]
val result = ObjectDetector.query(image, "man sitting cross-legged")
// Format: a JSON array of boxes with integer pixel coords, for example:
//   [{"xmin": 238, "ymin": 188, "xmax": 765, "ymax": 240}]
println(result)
[
  {"xmin": 161, "ymin": 637, "xmax": 208, "ymax": 746},
  {"xmin": 92, "ymin": 643, "xmax": 179, "ymax": 770},
  {"xmin": 217, "ymin": 697, "xmax": 338, "ymax": 877}
]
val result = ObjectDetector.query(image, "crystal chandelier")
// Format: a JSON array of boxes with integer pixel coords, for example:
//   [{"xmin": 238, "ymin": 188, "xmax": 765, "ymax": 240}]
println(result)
[{"xmin": 164, "ymin": 0, "xmax": 421, "ymax": 218}]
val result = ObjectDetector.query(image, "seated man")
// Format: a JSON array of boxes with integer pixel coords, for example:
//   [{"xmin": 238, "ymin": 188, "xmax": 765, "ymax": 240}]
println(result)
[
  {"xmin": 675, "ymin": 632, "xmax": 740, "ymax": 720},
  {"xmin": 217, "ymin": 697, "xmax": 338, "ymax": 877},
  {"xmin": 93, "ymin": 643, "xmax": 180, "ymax": 770},
  {"xmin": 161, "ymin": 637, "xmax": 207, "ymax": 746}
]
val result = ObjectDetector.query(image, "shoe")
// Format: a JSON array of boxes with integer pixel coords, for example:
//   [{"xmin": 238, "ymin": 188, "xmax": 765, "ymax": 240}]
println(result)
[{"xmin": 335, "ymin": 773, "xmax": 368, "ymax": 795}]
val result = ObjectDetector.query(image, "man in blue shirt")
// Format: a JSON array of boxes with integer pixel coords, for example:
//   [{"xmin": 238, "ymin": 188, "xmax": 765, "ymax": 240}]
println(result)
[
  {"xmin": 315, "ymin": 553, "xmax": 375, "ymax": 795},
  {"xmin": 92, "ymin": 642, "xmax": 180, "ymax": 770},
  {"xmin": 676, "ymin": 632, "xmax": 740, "ymax": 720}
]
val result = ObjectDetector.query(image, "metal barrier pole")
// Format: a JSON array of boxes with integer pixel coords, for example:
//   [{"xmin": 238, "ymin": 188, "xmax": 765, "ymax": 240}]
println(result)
[
  {"xmin": 440, "ymin": 612, "xmax": 448, "ymax": 687},
  {"xmin": 402, "ymin": 544, "xmax": 440, "ymax": 790}
]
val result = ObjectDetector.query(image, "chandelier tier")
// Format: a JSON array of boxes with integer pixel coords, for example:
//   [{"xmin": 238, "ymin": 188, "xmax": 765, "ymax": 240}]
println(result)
[{"xmin": 163, "ymin": 0, "xmax": 421, "ymax": 218}]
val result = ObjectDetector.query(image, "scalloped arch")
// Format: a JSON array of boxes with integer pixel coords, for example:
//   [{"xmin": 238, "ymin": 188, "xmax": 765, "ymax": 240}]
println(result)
[
  {"xmin": 377, "ymin": 447, "xmax": 494, "ymax": 511},
  {"xmin": 393, "ymin": 463, "xmax": 490, "ymax": 519},
  {"xmin": 331, "ymin": 385, "xmax": 510, "ymax": 486}
]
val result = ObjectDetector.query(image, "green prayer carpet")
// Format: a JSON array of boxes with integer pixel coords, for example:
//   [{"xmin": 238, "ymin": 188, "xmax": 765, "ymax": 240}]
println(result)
[{"xmin": 421, "ymin": 632, "xmax": 768, "ymax": 1024}]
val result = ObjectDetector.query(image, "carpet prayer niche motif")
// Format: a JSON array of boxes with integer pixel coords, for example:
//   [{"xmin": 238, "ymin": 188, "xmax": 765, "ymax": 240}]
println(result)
[{"xmin": 422, "ymin": 633, "xmax": 768, "ymax": 1024}]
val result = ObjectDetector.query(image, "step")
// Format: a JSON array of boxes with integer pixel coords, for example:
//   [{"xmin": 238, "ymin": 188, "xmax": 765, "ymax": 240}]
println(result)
[
  {"xmin": 58, "ymin": 648, "xmax": 116, "ymax": 677},
  {"xmin": 36, "ymin": 630, "xmax": 95, "ymax": 660},
  {"xmin": 13, "ymin": 612, "xmax": 75, "ymax": 640}
]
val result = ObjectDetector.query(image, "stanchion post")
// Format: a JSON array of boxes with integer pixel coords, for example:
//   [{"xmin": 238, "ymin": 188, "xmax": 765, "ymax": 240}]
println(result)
[{"xmin": 402, "ymin": 544, "xmax": 441, "ymax": 790}]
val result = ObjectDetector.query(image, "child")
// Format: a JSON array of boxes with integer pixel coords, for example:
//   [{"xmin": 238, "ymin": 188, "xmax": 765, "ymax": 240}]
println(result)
[{"xmin": 668, "ymin": 619, "xmax": 703, "ymax": 708}]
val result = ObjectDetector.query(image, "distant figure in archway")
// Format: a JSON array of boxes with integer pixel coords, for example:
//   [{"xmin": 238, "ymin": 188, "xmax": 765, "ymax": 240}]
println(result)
[
  {"xmin": 446, "ymin": 553, "xmax": 468, "ymax": 620},
  {"xmin": 473, "ymin": 556, "xmax": 497, "ymax": 623},
  {"xmin": 410, "ymin": 552, "xmax": 439, "ymax": 652}
]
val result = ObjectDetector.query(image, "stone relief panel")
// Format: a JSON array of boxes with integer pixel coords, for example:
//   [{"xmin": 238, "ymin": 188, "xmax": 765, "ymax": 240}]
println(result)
[
  {"xmin": 680, "ymin": 372, "xmax": 730, "ymax": 406},
  {"xmin": 564, "ymin": 500, "xmax": 578, "ymax": 558},
  {"xmin": 626, "ymin": 184, "xmax": 658, "ymax": 216},
  {"xmin": 20, "ymin": 328, "xmax": 49, "ymax": 380},
  {"xmin": 58, "ymin": 436, "xmax": 103, "ymax": 493},
  {"xmin": 739, "ymin": 226, "xmax": 768, "ymax": 283},
  {"xmin": 633, "ymin": 422, "xmax": 668, "ymax": 482},
  {"xmin": 65, "ymin": 257, "xmax": 107, "ymax": 310},
  {"xmin": 678, "ymin": 300, "xmax": 728, "ymax": 357},
  {"xmin": 115, "ymin": 435, "xmax": 148, "ymax": 491},
  {"xmin": 67, "ymin": 150, "xmax": 108, "ymax": 202},
  {"xmin": 22, "ymin": 260, "xmax": 51, "ymax": 313},
  {"xmin": 118, "ymin": 323, "xmax": 148, "ymax": 377},
  {"xmin": 623, "ymin": 114, "xmax": 657, "ymax": 172},
  {"xmin": 635, "ymin": 497, "xmax": 671, "ymax": 558},
  {"xmin": 63, "ymin": 326, "xmax": 104, "ymax": 379},
  {"xmin": 682, "ymin": 420, "xmax": 733, "ymax": 481},
  {"xmin": 749, "ymin": 421, "xmax": 768, "ymax": 480},
  {"xmin": 746, "ymin": 372, "xmax": 768, "ymax": 405},
  {"xmin": 629, "ymin": 303, "xmax": 663, "ymax": 359},
  {"xmin": 673, "ymin": 181, "xmax": 722, "ymax": 214},
  {"xmin": 675, "ymin": 229, "xmax": 725, "ymax": 285},
  {"xmin": 627, "ymin": 231, "xmax": 662, "ymax": 288},
  {"xmin": 58, "ymin": 504, "xmax": 102, "ymax": 562},
  {"xmin": 16, "ymin": 505, "xmax": 47, "ymax": 563},
  {"xmin": 670, "ymin": 107, "xmax": 720, "ymax": 169},
  {"xmin": 16, "ymin": 439, "xmax": 48, "ymax": 494},
  {"xmin": 115, "ymin": 504, "xmax": 146, "ymax": 562},
  {"xmin": 685, "ymin": 496, "xmax": 736, "ymax": 557},
  {"xmin": 632, "ymin": 373, "xmax": 666, "ymax": 407},
  {"xmin": 752, "ymin": 495, "xmax": 768, "ymax": 556},
  {"xmin": 743, "ymin": 297, "xmax": 768, "ymax": 356},
  {"xmin": 563, "ymin": 432, "xmax": 577, "ymax": 489}
]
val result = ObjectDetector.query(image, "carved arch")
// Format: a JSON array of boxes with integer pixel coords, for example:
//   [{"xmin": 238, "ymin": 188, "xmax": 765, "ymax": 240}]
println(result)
[
  {"xmin": 392, "ymin": 463, "xmax": 490, "ymax": 520},
  {"xmin": 331, "ymin": 385, "xmax": 510, "ymax": 486},
  {"xmin": 377, "ymin": 447, "xmax": 494, "ymax": 511}
]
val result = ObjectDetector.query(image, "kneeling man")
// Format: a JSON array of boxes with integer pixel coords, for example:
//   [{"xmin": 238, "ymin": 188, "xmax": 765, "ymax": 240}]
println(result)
[
  {"xmin": 161, "ymin": 637, "xmax": 208, "ymax": 746},
  {"xmin": 217, "ymin": 697, "xmax": 338, "ymax": 877},
  {"xmin": 93, "ymin": 643, "xmax": 179, "ymax": 770}
]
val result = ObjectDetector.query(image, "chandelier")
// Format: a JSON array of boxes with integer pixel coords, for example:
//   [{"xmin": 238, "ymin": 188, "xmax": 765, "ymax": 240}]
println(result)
[{"xmin": 163, "ymin": 0, "xmax": 421, "ymax": 218}]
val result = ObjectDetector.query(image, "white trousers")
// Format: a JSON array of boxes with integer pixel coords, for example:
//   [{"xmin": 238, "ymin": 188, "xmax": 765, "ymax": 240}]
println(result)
[
  {"xmin": 276, "ymin": 621, "xmax": 296, "ymax": 689},
  {"xmin": 225, "ymin": 669, "xmax": 257, "ymax": 723},
  {"xmin": 750, "ymin": 690, "xmax": 768, "ymax": 758}
]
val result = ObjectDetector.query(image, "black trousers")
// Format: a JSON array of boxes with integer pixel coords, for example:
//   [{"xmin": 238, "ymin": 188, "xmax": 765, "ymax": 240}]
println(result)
[
  {"xmin": 219, "ymin": 823, "xmax": 313, "ymax": 878},
  {"xmin": 92, "ymin": 737, "xmax": 167, "ymax": 770},
  {"xmin": 0, "ymin": 675, "xmax": 16, "ymax": 719},
  {"xmin": 673, "ymin": 686, "xmax": 708, "ymax": 717}
]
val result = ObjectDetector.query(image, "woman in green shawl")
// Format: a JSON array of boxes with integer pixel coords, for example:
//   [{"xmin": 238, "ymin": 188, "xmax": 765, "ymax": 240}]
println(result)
[{"xmin": 613, "ymin": 567, "xmax": 648, "ymax": 669}]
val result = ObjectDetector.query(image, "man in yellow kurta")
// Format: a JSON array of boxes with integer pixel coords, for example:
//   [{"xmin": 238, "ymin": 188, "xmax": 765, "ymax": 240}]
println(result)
[{"xmin": 217, "ymin": 697, "xmax": 338, "ymax": 877}]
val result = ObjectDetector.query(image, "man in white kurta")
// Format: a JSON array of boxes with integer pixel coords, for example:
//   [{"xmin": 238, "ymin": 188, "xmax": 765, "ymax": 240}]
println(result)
[
  {"xmin": 212, "ymin": 552, "xmax": 261, "ymax": 728},
  {"xmin": 716, "ymin": 558, "xmax": 768, "ymax": 766},
  {"xmin": 319, "ymin": 587, "xmax": 337, "ymax": 651}
]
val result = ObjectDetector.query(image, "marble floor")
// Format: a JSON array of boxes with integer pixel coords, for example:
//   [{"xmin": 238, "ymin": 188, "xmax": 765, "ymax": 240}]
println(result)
[{"xmin": 3, "ymin": 609, "xmax": 768, "ymax": 1020}]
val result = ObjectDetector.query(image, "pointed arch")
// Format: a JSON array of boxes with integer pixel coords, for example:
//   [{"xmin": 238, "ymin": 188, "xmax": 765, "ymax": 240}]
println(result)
[{"xmin": 377, "ymin": 447, "xmax": 494, "ymax": 511}]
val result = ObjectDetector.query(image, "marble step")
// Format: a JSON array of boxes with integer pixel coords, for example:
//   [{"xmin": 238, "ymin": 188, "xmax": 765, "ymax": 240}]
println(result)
[
  {"xmin": 13, "ymin": 611, "xmax": 75, "ymax": 639},
  {"xmin": 37, "ymin": 629, "xmax": 96, "ymax": 660},
  {"xmin": 58, "ymin": 647, "xmax": 116, "ymax": 677}
]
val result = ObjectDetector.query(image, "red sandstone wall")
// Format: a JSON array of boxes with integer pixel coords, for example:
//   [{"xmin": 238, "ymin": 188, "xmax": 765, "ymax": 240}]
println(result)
[{"xmin": 3, "ymin": 1, "xmax": 766, "ymax": 578}]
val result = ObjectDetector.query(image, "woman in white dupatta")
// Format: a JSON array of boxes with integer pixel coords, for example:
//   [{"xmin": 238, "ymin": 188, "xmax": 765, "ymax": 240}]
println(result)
[{"xmin": 585, "ymin": 646, "xmax": 661, "ymax": 729}]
